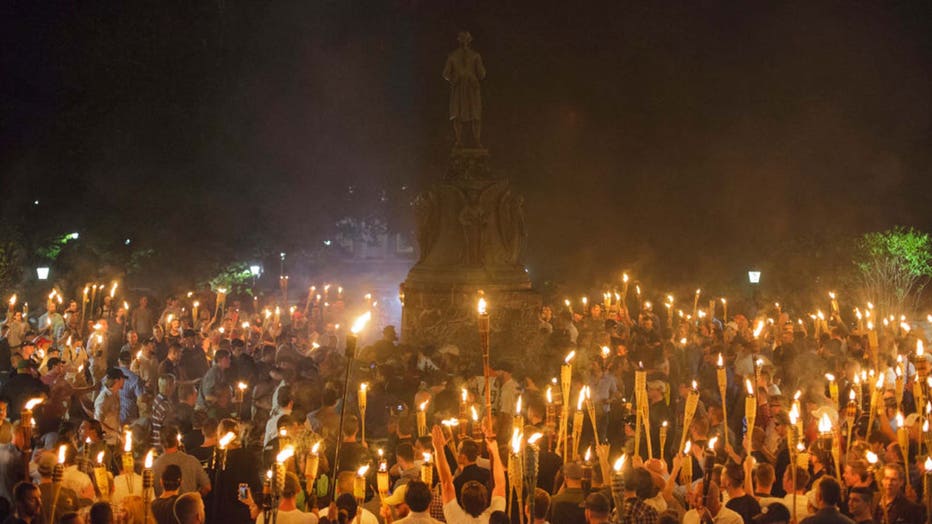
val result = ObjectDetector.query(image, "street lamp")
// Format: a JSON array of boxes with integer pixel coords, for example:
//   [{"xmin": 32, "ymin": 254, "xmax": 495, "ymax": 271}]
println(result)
[
  {"xmin": 249, "ymin": 265, "xmax": 261, "ymax": 277},
  {"xmin": 748, "ymin": 270, "xmax": 761, "ymax": 284},
  {"xmin": 36, "ymin": 267, "xmax": 50, "ymax": 280}
]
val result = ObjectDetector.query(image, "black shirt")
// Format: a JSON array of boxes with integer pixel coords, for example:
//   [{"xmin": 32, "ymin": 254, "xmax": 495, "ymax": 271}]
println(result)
[
  {"xmin": 726, "ymin": 494, "xmax": 762, "ymax": 524},
  {"xmin": 453, "ymin": 463, "xmax": 490, "ymax": 504},
  {"xmin": 152, "ymin": 494, "xmax": 179, "ymax": 524}
]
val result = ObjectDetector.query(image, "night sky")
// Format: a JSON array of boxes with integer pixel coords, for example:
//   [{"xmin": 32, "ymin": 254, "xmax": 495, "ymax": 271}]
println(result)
[{"xmin": 3, "ymin": 1, "xmax": 930, "ymax": 294}]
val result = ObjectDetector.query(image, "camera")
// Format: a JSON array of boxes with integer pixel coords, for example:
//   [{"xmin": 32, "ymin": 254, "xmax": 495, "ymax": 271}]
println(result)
[{"xmin": 238, "ymin": 483, "xmax": 249, "ymax": 500}]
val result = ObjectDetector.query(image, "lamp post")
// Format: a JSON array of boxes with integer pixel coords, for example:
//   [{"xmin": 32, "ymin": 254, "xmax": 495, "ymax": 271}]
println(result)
[{"xmin": 36, "ymin": 266, "xmax": 49, "ymax": 280}]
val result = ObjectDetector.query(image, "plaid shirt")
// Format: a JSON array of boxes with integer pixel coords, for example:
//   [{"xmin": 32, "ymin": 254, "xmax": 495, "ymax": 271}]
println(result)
[
  {"xmin": 615, "ymin": 497, "xmax": 659, "ymax": 524},
  {"xmin": 428, "ymin": 484, "xmax": 446, "ymax": 522}
]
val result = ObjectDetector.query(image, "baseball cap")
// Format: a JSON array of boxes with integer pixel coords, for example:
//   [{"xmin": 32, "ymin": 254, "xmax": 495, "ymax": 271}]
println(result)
[{"xmin": 37, "ymin": 451, "xmax": 57, "ymax": 477}]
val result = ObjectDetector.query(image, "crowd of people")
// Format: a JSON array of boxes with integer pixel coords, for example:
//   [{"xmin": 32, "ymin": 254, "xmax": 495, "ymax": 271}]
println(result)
[{"xmin": 0, "ymin": 287, "xmax": 927, "ymax": 524}]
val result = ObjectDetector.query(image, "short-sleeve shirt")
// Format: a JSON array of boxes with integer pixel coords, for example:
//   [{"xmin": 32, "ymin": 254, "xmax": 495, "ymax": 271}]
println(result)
[
  {"xmin": 152, "ymin": 450, "xmax": 210, "ymax": 495},
  {"xmin": 151, "ymin": 495, "xmax": 178, "ymax": 524},
  {"xmin": 443, "ymin": 495, "xmax": 506, "ymax": 524}
]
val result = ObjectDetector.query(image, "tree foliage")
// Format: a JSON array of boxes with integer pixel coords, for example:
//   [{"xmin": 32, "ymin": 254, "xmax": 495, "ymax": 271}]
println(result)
[{"xmin": 853, "ymin": 226, "xmax": 932, "ymax": 316}]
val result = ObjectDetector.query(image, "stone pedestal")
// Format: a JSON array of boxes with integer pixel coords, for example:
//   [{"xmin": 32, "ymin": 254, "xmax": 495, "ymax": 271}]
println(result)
[{"xmin": 401, "ymin": 149, "xmax": 541, "ymax": 365}]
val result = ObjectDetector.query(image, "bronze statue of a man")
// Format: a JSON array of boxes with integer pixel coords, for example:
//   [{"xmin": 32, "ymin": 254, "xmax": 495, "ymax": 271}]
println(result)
[{"xmin": 443, "ymin": 31, "xmax": 486, "ymax": 148}]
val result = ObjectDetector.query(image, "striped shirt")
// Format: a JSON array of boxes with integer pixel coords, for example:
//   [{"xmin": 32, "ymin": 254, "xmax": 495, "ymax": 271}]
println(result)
[{"xmin": 151, "ymin": 393, "xmax": 173, "ymax": 450}]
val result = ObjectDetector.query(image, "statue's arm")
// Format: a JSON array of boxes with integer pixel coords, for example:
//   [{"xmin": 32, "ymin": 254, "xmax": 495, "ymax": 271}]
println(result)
[{"xmin": 475, "ymin": 54, "xmax": 486, "ymax": 80}]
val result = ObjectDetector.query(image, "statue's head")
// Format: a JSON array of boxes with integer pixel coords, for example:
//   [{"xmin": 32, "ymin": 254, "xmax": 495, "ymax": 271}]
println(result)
[{"xmin": 457, "ymin": 31, "xmax": 473, "ymax": 46}]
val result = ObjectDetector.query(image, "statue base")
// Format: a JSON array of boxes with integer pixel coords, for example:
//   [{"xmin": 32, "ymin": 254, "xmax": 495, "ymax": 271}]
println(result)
[
  {"xmin": 400, "ymin": 281, "xmax": 542, "ymax": 370},
  {"xmin": 400, "ymin": 149, "xmax": 543, "ymax": 369}
]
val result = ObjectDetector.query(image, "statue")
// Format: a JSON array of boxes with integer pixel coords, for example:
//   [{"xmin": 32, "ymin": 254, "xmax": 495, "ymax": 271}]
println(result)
[
  {"xmin": 443, "ymin": 31, "xmax": 486, "ymax": 148},
  {"xmin": 458, "ymin": 188, "xmax": 488, "ymax": 267},
  {"xmin": 414, "ymin": 190, "xmax": 440, "ymax": 263},
  {"xmin": 497, "ymin": 190, "xmax": 526, "ymax": 266}
]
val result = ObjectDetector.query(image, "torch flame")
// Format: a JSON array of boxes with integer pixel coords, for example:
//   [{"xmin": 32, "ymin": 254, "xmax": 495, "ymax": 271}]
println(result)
[
  {"xmin": 58, "ymin": 445, "xmax": 66, "ymax": 464},
  {"xmin": 584, "ymin": 446, "xmax": 592, "ymax": 462},
  {"xmin": 97, "ymin": 451, "xmax": 105, "ymax": 464},
  {"xmin": 477, "ymin": 298, "xmax": 487, "ymax": 315},
  {"xmin": 716, "ymin": 353, "xmax": 723, "ymax": 367},
  {"xmin": 419, "ymin": 400, "xmax": 429, "ymax": 412},
  {"xmin": 24, "ymin": 398, "xmax": 43, "ymax": 411},
  {"xmin": 275, "ymin": 445, "xmax": 295, "ymax": 463},
  {"xmin": 825, "ymin": 373, "xmax": 835, "ymax": 382},
  {"xmin": 357, "ymin": 464, "xmax": 370, "ymax": 476},
  {"xmin": 516, "ymin": 395, "xmax": 522, "ymax": 414},
  {"xmin": 564, "ymin": 350, "xmax": 576, "ymax": 364},
  {"xmin": 461, "ymin": 388, "xmax": 468, "ymax": 403},
  {"xmin": 708, "ymin": 436, "xmax": 718, "ymax": 450},
  {"xmin": 311, "ymin": 441, "xmax": 321, "ymax": 454},
  {"xmin": 546, "ymin": 387, "xmax": 552, "ymax": 403},
  {"xmin": 528, "ymin": 433, "xmax": 543, "ymax": 445},
  {"xmin": 577, "ymin": 388, "xmax": 586, "ymax": 411},
  {"xmin": 124, "ymin": 430, "xmax": 132, "ymax": 452},
  {"xmin": 818, "ymin": 413, "xmax": 833, "ymax": 433},
  {"xmin": 471, "ymin": 406, "xmax": 479, "ymax": 422},
  {"xmin": 351, "ymin": 312, "xmax": 372, "ymax": 334},
  {"xmin": 753, "ymin": 320, "xmax": 765, "ymax": 338},
  {"xmin": 746, "ymin": 379, "xmax": 754, "ymax": 396},
  {"xmin": 684, "ymin": 441, "xmax": 692, "ymax": 454},
  {"xmin": 219, "ymin": 432, "xmax": 236, "ymax": 449},
  {"xmin": 918, "ymin": 340, "xmax": 925, "ymax": 357},
  {"xmin": 613, "ymin": 455, "xmax": 626, "ymax": 471},
  {"xmin": 144, "ymin": 450, "xmax": 155, "ymax": 468},
  {"xmin": 866, "ymin": 451, "xmax": 878, "ymax": 464}
]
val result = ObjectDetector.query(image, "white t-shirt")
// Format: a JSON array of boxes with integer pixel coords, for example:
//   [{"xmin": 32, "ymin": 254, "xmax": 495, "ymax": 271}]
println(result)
[
  {"xmin": 256, "ymin": 508, "xmax": 318, "ymax": 524},
  {"xmin": 319, "ymin": 506, "xmax": 378, "ymax": 524},
  {"xmin": 111, "ymin": 473, "xmax": 154, "ymax": 505},
  {"xmin": 62, "ymin": 465, "xmax": 93, "ymax": 498},
  {"xmin": 782, "ymin": 493, "xmax": 813, "ymax": 520},
  {"xmin": 395, "ymin": 510, "xmax": 444, "ymax": 524},
  {"xmin": 683, "ymin": 506, "xmax": 744, "ymax": 524},
  {"xmin": 443, "ymin": 495, "xmax": 506, "ymax": 524}
]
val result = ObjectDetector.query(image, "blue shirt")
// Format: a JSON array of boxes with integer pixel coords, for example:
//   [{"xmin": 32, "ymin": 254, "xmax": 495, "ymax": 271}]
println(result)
[{"xmin": 116, "ymin": 365, "xmax": 146, "ymax": 424}]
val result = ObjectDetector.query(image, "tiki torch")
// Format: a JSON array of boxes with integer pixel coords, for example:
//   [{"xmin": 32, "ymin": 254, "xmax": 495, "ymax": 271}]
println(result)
[
  {"xmin": 716, "ymin": 353, "xmax": 729, "ymax": 450},
  {"xmin": 560, "ymin": 350, "xmax": 575, "ymax": 463},
  {"xmin": 478, "ymin": 297, "xmax": 492, "ymax": 431}
]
